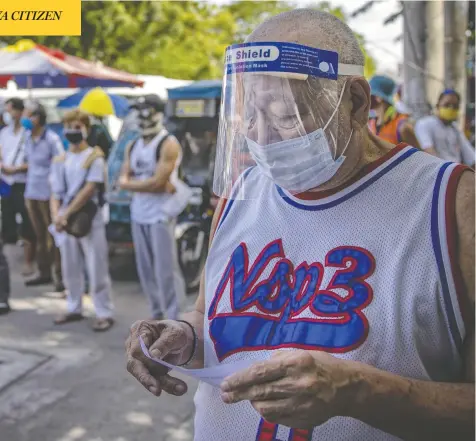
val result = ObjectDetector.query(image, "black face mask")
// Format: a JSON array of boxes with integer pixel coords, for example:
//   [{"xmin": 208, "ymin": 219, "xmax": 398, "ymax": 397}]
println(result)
[{"xmin": 64, "ymin": 130, "xmax": 84, "ymax": 145}]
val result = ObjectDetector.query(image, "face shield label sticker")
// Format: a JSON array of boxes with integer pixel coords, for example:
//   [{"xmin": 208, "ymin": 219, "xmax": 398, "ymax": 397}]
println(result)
[{"xmin": 225, "ymin": 42, "xmax": 339, "ymax": 80}]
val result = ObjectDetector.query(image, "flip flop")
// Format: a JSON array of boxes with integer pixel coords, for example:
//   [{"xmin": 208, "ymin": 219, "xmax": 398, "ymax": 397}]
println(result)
[
  {"xmin": 92, "ymin": 317, "xmax": 114, "ymax": 332},
  {"xmin": 54, "ymin": 313, "xmax": 84, "ymax": 325}
]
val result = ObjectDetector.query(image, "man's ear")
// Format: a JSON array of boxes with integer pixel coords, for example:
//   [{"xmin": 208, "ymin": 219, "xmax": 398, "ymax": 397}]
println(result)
[{"xmin": 349, "ymin": 77, "xmax": 370, "ymax": 129}]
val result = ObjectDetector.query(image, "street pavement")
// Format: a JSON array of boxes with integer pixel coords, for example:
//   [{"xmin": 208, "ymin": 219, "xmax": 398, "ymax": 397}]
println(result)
[{"xmin": 0, "ymin": 245, "xmax": 198, "ymax": 441}]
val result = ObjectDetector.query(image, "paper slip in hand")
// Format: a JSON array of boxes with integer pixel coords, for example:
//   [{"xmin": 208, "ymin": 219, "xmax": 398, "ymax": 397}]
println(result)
[
  {"xmin": 139, "ymin": 336, "xmax": 258, "ymax": 388},
  {"xmin": 48, "ymin": 224, "xmax": 66, "ymax": 248}
]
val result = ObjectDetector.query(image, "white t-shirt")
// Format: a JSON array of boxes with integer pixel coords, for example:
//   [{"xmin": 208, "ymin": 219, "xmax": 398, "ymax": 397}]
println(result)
[
  {"xmin": 50, "ymin": 147, "xmax": 106, "ymax": 226},
  {"xmin": 0, "ymin": 124, "xmax": 28, "ymax": 183},
  {"xmin": 24, "ymin": 129, "xmax": 64, "ymax": 201},
  {"xmin": 415, "ymin": 115, "xmax": 475, "ymax": 165},
  {"xmin": 129, "ymin": 130, "xmax": 182, "ymax": 224}
]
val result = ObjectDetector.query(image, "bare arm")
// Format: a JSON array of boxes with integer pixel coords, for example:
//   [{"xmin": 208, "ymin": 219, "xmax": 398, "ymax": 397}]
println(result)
[
  {"xmin": 179, "ymin": 197, "xmax": 227, "ymax": 369},
  {"xmin": 119, "ymin": 141, "xmax": 133, "ymax": 180},
  {"xmin": 13, "ymin": 163, "xmax": 28, "ymax": 173},
  {"xmin": 119, "ymin": 137, "xmax": 179, "ymax": 194},
  {"xmin": 1, "ymin": 162, "xmax": 28, "ymax": 174},
  {"xmin": 414, "ymin": 118, "xmax": 440, "ymax": 158},
  {"xmin": 400, "ymin": 122, "xmax": 421, "ymax": 149},
  {"xmin": 50, "ymin": 195, "xmax": 60, "ymax": 221},
  {"xmin": 62, "ymin": 182, "xmax": 97, "ymax": 219},
  {"xmin": 458, "ymin": 131, "xmax": 475, "ymax": 168},
  {"xmin": 349, "ymin": 171, "xmax": 475, "ymax": 441},
  {"xmin": 422, "ymin": 146, "xmax": 440, "ymax": 158}
]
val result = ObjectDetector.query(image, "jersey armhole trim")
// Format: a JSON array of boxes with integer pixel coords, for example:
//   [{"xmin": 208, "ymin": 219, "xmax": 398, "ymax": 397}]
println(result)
[
  {"xmin": 210, "ymin": 197, "xmax": 228, "ymax": 242},
  {"xmin": 445, "ymin": 164, "xmax": 474, "ymax": 332},
  {"xmin": 432, "ymin": 162, "xmax": 471, "ymax": 350},
  {"xmin": 215, "ymin": 167, "xmax": 255, "ymax": 233}
]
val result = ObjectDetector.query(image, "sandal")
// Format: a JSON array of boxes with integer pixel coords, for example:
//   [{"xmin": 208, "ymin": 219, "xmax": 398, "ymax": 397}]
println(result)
[
  {"xmin": 92, "ymin": 317, "xmax": 114, "ymax": 332},
  {"xmin": 54, "ymin": 313, "xmax": 84, "ymax": 325},
  {"xmin": 21, "ymin": 264, "xmax": 35, "ymax": 277}
]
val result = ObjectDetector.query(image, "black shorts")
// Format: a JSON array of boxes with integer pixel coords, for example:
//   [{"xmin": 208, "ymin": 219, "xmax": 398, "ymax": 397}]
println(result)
[{"xmin": 0, "ymin": 182, "xmax": 35, "ymax": 244}]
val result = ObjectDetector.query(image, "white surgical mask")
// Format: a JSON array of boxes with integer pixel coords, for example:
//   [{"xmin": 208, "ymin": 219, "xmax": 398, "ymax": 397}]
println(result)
[
  {"xmin": 2, "ymin": 111, "xmax": 12, "ymax": 126},
  {"xmin": 246, "ymin": 83, "xmax": 353, "ymax": 193}
]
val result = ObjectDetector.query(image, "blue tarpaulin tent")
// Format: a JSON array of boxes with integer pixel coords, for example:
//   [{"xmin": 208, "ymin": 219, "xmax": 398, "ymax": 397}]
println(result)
[{"xmin": 167, "ymin": 80, "xmax": 222, "ymax": 100}]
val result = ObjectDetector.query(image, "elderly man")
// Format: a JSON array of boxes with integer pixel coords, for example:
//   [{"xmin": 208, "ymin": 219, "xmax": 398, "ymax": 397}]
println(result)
[{"xmin": 126, "ymin": 9, "xmax": 474, "ymax": 441}]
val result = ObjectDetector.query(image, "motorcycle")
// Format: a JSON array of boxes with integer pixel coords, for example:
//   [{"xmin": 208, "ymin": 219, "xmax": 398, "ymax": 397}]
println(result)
[{"xmin": 175, "ymin": 172, "xmax": 215, "ymax": 294}]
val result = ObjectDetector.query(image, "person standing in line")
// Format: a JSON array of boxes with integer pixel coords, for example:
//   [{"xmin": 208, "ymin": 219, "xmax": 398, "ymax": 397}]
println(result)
[
  {"xmin": 50, "ymin": 109, "xmax": 114, "ymax": 331},
  {"xmin": 0, "ymin": 98, "xmax": 35, "ymax": 276},
  {"xmin": 22, "ymin": 102, "xmax": 65, "ymax": 292},
  {"xmin": 119, "ymin": 95, "xmax": 185, "ymax": 320},
  {"xmin": 415, "ymin": 89, "xmax": 475, "ymax": 167},
  {"xmin": 368, "ymin": 75, "xmax": 420, "ymax": 148},
  {"xmin": 86, "ymin": 115, "xmax": 114, "ymax": 159},
  {"xmin": 394, "ymin": 84, "xmax": 412, "ymax": 118}
]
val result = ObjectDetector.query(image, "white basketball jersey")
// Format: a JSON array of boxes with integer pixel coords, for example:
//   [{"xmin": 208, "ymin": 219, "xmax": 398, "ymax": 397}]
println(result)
[{"xmin": 195, "ymin": 145, "xmax": 469, "ymax": 441}]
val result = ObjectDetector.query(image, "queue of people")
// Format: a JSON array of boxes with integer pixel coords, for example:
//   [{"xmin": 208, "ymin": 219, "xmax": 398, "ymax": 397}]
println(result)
[
  {"xmin": 368, "ymin": 74, "xmax": 475, "ymax": 167},
  {"xmin": 0, "ymin": 94, "xmax": 187, "ymax": 329},
  {"xmin": 0, "ymin": 99, "xmax": 116, "ymax": 330}
]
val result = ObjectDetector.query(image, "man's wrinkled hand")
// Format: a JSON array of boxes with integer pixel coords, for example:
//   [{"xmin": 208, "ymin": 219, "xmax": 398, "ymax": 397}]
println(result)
[
  {"xmin": 220, "ymin": 350, "xmax": 357, "ymax": 429},
  {"xmin": 125, "ymin": 319, "xmax": 193, "ymax": 397}
]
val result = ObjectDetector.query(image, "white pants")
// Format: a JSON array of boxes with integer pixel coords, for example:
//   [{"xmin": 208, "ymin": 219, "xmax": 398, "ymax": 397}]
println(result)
[
  {"xmin": 60, "ymin": 222, "xmax": 114, "ymax": 318},
  {"xmin": 131, "ymin": 219, "xmax": 185, "ymax": 320}
]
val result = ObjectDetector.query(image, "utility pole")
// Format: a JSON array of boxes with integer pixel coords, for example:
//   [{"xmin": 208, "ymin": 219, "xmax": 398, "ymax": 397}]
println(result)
[
  {"xmin": 444, "ymin": 1, "xmax": 457, "ymax": 88},
  {"xmin": 444, "ymin": 1, "xmax": 469, "ymax": 130},
  {"xmin": 403, "ymin": 1, "xmax": 428, "ymax": 119},
  {"xmin": 444, "ymin": 1, "xmax": 467, "ymax": 90}
]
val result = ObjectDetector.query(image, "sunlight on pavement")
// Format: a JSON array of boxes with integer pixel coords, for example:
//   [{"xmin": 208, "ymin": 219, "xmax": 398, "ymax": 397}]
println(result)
[
  {"xmin": 41, "ymin": 331, "xmax": 70, "ymax": 347},
  {"xmin": 164, "ymin": 421, "xmax": 194, "ymax": 441},
  {"xmin": 125, "ymin": 411, "xmax": 153, "ymax": 426},
  {"xmin": 56, "ymin": 427, "xmax": 87, "ymax": 441},
  {"xmin": 10, "ymin": 293, "xmax": 95, "ymax": 316}
]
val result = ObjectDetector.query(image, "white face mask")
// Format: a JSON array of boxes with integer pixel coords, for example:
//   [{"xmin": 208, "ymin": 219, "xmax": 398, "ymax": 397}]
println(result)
[
  {"xmin": 2, "ymin": 111, "xmax": 12, "ymax": 126},
  {"xmin": 246, "ymin": 82, "xmax": 353, "ymax": 194}
]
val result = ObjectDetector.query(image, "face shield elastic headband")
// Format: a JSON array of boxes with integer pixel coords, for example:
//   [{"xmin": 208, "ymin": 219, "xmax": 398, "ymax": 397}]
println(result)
[{"xmin": 214, "ymin": 41, "xmax": 364, "ymax": 200}]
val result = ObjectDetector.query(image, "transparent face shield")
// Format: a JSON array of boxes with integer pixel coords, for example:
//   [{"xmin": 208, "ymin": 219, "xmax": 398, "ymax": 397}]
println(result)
[{"xmin": 213, "ymin": 42, "xmax": 364, "ymax": 200}]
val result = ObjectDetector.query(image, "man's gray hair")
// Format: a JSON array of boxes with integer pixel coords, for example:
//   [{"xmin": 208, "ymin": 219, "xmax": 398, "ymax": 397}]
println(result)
[{"xmin": 247, "ymin": 8, "xmax": 365, "ymax": 67}]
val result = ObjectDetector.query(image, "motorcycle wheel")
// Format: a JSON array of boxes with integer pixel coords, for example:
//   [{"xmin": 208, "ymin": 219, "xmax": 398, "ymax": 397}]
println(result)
[{"xmin": 177, "ymin": 225, "xmax": 208, "ymax": 294}]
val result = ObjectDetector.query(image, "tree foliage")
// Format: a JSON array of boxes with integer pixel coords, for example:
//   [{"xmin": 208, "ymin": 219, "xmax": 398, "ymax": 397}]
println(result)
[{"xmin": 0, "ymin": 1, "xmax": 376, "ymax": 79}]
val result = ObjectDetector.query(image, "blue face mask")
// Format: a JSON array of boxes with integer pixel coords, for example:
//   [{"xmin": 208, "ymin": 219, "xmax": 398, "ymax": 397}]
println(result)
[{"xmin": 20, "ymin": 117, "xmax": 34, "ymax": 131}]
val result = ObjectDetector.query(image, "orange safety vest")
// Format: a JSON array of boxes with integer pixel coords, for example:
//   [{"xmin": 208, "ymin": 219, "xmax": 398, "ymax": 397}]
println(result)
[{"xmin": 368, "ymin": 106, "xmax": 409, "ymax": 144}]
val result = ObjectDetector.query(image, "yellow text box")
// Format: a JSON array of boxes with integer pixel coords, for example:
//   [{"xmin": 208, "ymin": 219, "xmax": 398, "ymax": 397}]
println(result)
[{"xmin": 0, "ymin": 0, "xmax": 81, "ymax": 36}]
